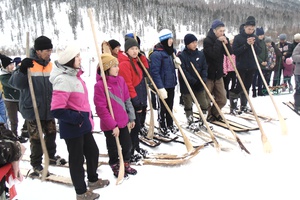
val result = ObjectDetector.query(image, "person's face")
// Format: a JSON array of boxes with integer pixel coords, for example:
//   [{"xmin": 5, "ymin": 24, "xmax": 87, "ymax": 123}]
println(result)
[
  {"xmin": 167, "ymin": 38, "xmax": 173, "ymax": 47},
  {"xmin": 266, "ymin": 42, "xmax": 272, "ymax": 47},
  {"xmin": 36, "ymin": 49, "xmax": 52, "ymax": 61},
  {"xmin": 244, "ymin": 25, "xmax": 255, "ymax": 34},
  {"xmin": 213, "ymin": 26, "xmax": 225, "ymax": 38},
  {"xmin": 108, "ymin": 65, "xmax": 119, "ymax": 76},
  {"xmin": 6, "ymin": 63, "xmax": 15, "ymax": 72},
  {"xmin": 187, "ymin": 41, "xmax": 198, "ymax": 51},
  {"xmin": 258, "ymin": 35, "xmax": 265, "ymax": 40},
  {"xmin": 127, "ymin": 46, "xmax": 139, "ymax": 58},
  {"xmin": 112, "ymin": 46, "xmax": 120, "ymax": 57},
  {"xmin": 73, "ymin": 53, "xmax": 81, "ymax": 69}
]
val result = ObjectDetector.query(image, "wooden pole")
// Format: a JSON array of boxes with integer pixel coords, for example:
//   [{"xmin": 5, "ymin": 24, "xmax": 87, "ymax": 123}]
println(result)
[
  {"xmin": 88, "ymin": 9, "xmax": 125, "ymax": 185},
  {"xmin": 222, "ymin": 42, "xmax": 272, "ymax": 153},
  {"xmin": 26, "ymin": 32, "xmax": 49, "ymax": 181},
  {"xmin": 250, "ymin": 44, "xmax": 287, "ymax": 135},
  {"xmin": 145, "ymin": 78, "xmax": 155, "ymax": 139}
]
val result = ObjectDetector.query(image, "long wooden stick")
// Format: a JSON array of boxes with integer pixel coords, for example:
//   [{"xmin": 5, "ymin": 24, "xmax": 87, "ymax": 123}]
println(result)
[
  {"xmin": 26, "ymin": 32, "xmax": 49, "ymax": 181},
  {"xmin": 189, "ymin": 62, "xmax": 250, "ymax": 154},
  {"xmin": 136, "ymin": 54, "xmax": 194, "ymax": 153},
  {"xmin": 145, "ymin": 78, "xmax": 155, "ymax": 139},
  {"xmin": 250, "ymin": 44, "xmax": 287, "ymax": 135},
  {"xmin": 222, "ymin": 42, "xmax": 272, "ymax": 153},
  {"xmin": 88, "ymin": 9, "xmax": 124, "ymax": 185},
  {"xmin": 173, "ymin": 54, "xmax": 220, "ymax": 152}
]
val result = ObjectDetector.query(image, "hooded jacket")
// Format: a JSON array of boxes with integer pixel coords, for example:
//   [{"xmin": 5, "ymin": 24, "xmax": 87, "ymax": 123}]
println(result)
[{"xmin": 50, "ymin": 61, "xmax": 93, "ymax": 139}]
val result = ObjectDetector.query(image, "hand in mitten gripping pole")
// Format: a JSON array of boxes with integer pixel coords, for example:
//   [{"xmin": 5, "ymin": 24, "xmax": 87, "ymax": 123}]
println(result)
[
  {"xmin": 158, "ymin": 88, "xmax": 168, "ymax": 99},
  {"xmin": 19, "ymin": 58, "xmax": 34, "ymax": 74},
  {"xmin": 173, "ymin": 57, "xmax": 181, "ymax": 68}
]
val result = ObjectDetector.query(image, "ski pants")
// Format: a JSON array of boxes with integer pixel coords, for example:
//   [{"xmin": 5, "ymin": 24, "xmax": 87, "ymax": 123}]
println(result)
[
  {"xmin": 157, "ymin": 87, "xmax": 175, "ymax": 128},
  {"xmin": 65, "ymin": 132, "xmax": 99, "ymax": 195}
]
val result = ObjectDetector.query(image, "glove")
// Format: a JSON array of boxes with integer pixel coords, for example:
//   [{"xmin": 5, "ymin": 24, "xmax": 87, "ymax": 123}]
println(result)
[
  {"xmin": 173, "ymin": 57, "xmax": 182, "ymax": 69},
  {"xmin": 19, "ymin": 58, "xmax": 34, "ymax": 74},
  {"xmin": 158, "ymin": 88, "xmax": 168, "ymax": 99}
]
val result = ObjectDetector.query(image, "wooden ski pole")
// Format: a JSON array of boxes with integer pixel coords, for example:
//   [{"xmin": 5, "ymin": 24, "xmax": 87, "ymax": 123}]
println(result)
[
  {"xmin": 88, "ymin": 9, "xmax": 124, "ymax": 185},
  {"xmin": 222, "ymin": 42, "xmax": 272, "ymax": 153},
  {"xmin": 250, "ymin": 44, "xmax": 287, "ymax": 135},
  {"xmin": 135, "ymin": 52, "xmax": 194, "ymax": 153},
  {"xmin": 173, "ymin": 53, "xmax": 220, "ymax": 152},
  {"xmin": 189, "ymin": 62, "xmax": 250, "ymax": 154},
  {"xmin": 26, "ymin": 32, "xmax": 49, "ymax": 181},
  {"xmin": 145, "ymin": 78, "xmax": 155, "ymax": 139}
]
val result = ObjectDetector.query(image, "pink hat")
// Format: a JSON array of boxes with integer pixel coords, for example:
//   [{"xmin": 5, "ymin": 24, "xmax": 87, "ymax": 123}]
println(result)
[{"xmin": 286, "ymin": 57, "xmax": 293, "ymax": 65}]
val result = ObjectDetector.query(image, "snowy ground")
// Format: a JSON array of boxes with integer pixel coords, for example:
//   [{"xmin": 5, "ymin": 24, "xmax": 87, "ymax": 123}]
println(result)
[{"xmin": 14, "ymin": 70, "xmax": 300, "ymax": 200}]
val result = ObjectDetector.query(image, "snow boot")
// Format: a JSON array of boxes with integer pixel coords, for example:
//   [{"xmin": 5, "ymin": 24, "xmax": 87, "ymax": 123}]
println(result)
[
  {"xmin": 88, "ymin": 179, "xmax": 110, "ymax": 190},
  {"xmin": 240, "ymin": 105, "xmax": 252, "ymax": 113},
  {"xmin": 167, "ymin": 125, "xmax": 178, "ymax": 134},
  {"xmin": 29, "ymin": 165, "xmax": 50, "ymax": 177},
  {"xmin": 139, "ymin": 126, "xmax": 148, "ymax": 137},
  {"xmin": 157, "ymin": 127, "xmax": 170, "ymax": 136},
  {"xmin": 49, "ymin": 155, "xmax": 67, "ymax": 166},
  {"xmin": 124, "ymin": 162, "xmax": 137, "ymax": 175},
  {"xmin": 76, "ymin": 190, "xmax": 100, "ymax": 200},
  {"xmin": 136, "ymin": 148, "xmax": 148, "ymax": 158},
  {"xmin": 130, "ymin": 153, "xmax": 143, "ymax": 164},
  {"xmin": 110, "ymin": 163, "xmax": 128, "ymax": 178}
]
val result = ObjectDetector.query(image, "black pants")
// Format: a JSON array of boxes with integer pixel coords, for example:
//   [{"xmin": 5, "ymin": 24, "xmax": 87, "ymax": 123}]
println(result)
[
  {"xmin": 130, "ymin": 111, "xmax": 141, "ymax": 154},
  {"xmin": 223, "ymin": 71, "xmax": 236, "ymax": 98},
  {"xmin": 104, "ymin": 127, "xmax": 132, "ymax": 165},
  {"xmin": 139, "ymin": 106, "xmax": 147, "ymax": 128},
  {"xmin": 65, "ymin": 132, "xmax": 99, "ymax": 194},
  {"xmin": 157, "ymin": 87, "xmax": 175, "ymax": 128}
]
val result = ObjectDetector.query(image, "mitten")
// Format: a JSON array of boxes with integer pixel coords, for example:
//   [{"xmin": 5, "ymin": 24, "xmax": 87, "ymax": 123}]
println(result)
[
  {"xmin": 173, "ymin": 57, "xmax": 182, "ymax": 68},
  {"xmin": 158, "ymin": 88, "xmax": 168, "ymax": 99},
  {"xmin": 19, "ymin": 58, "xmax": 34, "ymax": 74}
]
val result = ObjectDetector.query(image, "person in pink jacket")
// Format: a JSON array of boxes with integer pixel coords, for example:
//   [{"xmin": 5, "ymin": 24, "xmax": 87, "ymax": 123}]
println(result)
[
  {"xmin": 283, "ymin": 57, "xmax": 295, "ymax": 92},
  {"xmin": 94, "ymin": 53, "xmax": 136, "ymax": 178},
  {"xmin": 223, "ymin": 39, "xmax": 236, "ymax": 99}
]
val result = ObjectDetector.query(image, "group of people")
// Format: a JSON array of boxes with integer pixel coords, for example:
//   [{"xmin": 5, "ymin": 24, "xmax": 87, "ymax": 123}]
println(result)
[{"xmin": 1, "ymin": 14, "xmax": 300, "ymax": 200}]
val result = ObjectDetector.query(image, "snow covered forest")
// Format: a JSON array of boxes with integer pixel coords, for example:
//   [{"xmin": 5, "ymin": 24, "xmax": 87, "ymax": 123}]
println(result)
[{"xmin": 1, "ymin": 0, "xmax": 300, "ymax": 54}]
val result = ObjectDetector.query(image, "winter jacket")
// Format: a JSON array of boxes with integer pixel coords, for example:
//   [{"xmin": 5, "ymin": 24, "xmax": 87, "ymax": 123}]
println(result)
[
  {"xmin": 223, "ymin": 54, "xmax": 236, "ymax": 75},
  {"xmin": 178, "ymin": 47, "xmax": 208, "ymax": 94},
  {"xmin": 50, "ymin": 61, "xmax": 93, "ymax": 139},
  {"xmin": 8, "ymin": 48, "xmax": 53, "ymax": 121},
  {"xmin": 94, "ymin": 72, "xmax": 135, "ymax": 131},
  {"xmin": 292, "ymin": 43, "xmax": 300, "ymax": 75},
  {"xmin": 0, "ymin": 69, "xmax": 20, "ymax": 102},
  {"xmin": 256, "ymin": 39, "xmax": 268, "ymax": 69},
  {"xmin": 283, "ymin": 62, "xmax": 295, "ymax": 77},
  {"xmin": 203, "ymin": 28, "xmax": 232, "ymax": 80},
  {"xmin": 118, "ymin": 51, "xmax": 148, "ymax": 111},
  {"xmin": 266, "ymin": 46, "xmax": 276, "ymax": 70},
  {"xmin": 286, "ymin": 41, "xmax": 299, "ymax": 58},
  {"xmin": 232, "ymin": 30, "xmax": 262, "ymax": 70},
  {"xmin": 274, "ymin": 41, "xmax": 290, "ymax": 71},
  {"xmin": 149, "ymin": 43, "xmax": 177, "ymax": 89}
]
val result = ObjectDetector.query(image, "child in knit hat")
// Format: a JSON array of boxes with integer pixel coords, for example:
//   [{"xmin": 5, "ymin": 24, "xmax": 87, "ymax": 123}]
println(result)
[
  {"xmin": 283, "ymin": 57, "xmax": 295, "ymax": 92},
  {"xmin": 94, "ymin": 53, "xmax": 137, "ymax": 178}
]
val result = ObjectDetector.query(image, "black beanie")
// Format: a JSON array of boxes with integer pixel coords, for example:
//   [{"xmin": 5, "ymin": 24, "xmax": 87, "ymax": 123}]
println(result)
[
  {"xmin": 245, "ymin": 16, "xmax": 256, "ymax": 26},
  {"xmin": 0, "ymin": 54, "xmax": 13, "ymax": 68},
  {"xmin": 108, "ymin": 39, "xmax": 121, "ymax": 50},
  {"xmin": 184, "ymin": 34, "xmax": 198, "ymax": 46},
  {"xmin": 125, "ymin": 38, "xmax": 139, "ymax": 52},
  {"xmin": 34, "ymin": 36, "xmax": 53, "ymax": 50}
]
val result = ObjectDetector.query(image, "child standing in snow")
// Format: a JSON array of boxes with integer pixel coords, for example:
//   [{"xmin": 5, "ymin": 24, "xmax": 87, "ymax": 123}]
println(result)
[
  {"xmin": 94, "ymin": 53, "xmax": 137, "ymax": 178},
  {"xmin": 283, "ymin": 57, "xmax": 295, "ymax": 92}
]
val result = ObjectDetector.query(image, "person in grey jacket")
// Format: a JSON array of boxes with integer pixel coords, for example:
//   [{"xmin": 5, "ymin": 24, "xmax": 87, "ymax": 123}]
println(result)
[{"xmin": 292, "ymin": 43, "xmax": 300, "ymax": 112}]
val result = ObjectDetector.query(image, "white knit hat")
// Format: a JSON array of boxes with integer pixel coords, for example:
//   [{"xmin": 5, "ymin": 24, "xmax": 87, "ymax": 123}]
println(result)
[
  {"xmin": 294, "ymin": 33, "xmax": 300, "ymax": 41},
  {"xmin": 57, "ymin": 43, "xmax": 80, "ymax": 65},
  {"xmin": 158, "ymin": 29, "xmax": 173, "ymax": 42}
]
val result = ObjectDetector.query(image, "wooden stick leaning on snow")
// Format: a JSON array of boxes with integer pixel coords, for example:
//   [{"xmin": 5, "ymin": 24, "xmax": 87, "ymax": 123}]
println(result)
[
  {"xmin": 26, "ymin": 32, "xmax": 50, "ymax": 181},
  {"xmin": 250, "ymin": 44, "xmax": 287, "ymax": 135},
  {"xmin": 189, "ymin": 62, "xmax": 250, "ymax": 154},
  {"xmin": 133, "ymin": 48, "xmax": 194, "ymax": 153},
  {"xmin": 144, "ymin": 78, "xmax": 155, "ymax": 139},
  {"xmin": 87, "ymin": 9, "xmax": 125, "ymax": 185},
  {"xmin": 222, "ymin": 42, "xmax": 272, "ymax": 153},
  {"xmin": 172, "ymin": 53, "xmax": 220, "ymax": 152}
]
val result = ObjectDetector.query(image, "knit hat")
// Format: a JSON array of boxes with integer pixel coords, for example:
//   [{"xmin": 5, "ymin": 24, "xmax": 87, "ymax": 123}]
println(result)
[
  {"xmin": 158, "ymin": 29, "xmax": 173, "ymax": 42},
  {"xmin": 124, "ymin": 38, "xmax": 139, "ymax": 52},
  {"xmin": 279, "ymin": 33, "xmax": 287, "ymax": 40},
  {"xmin": 294, "ymin": 33, "xmax": 300, "ymax": 41},
  {"xmin": 245, "ymin": 16, "xmax": 256, "ymax": 26},
  {"xmin": 184, "ymin": 34, "xmax": 198, "ymax": 45},
  {"xmin": 286, "ymin": 57, "xmax": 293, "ymax": 65},
  {"xmin": 101, "ymin": 53, "xmax": 118, "ymax": 71},
  {"xmin": 211, "ymin": 19, "xmax": 225, "ymax": 29},
  {"xmin": 108, "ymin": 39, "xmax": 121, "ymax": 50},
  {"xmin": 264, "ymin": 37, "xmax": 272, "ymax": 43},
  {"xmin": 125, "ymin": 33, "xmax": 141, "ymax": 46},
  {"xmin": 256, "ymin": 27, "xmax": 264, "ymax": 36},
  {"xmin": 0, "ymin": 54, "xmax": 13, "ymax": 68},
  {"xmin": 13, "ymin": 57, "xmax": 21, "ymax": 66},
  {"xmin": 34, "ymin": 36, "xmax": 53, "ymax": 50},
  {"xmin": 57, "ymin": 43, "xmax": 80, "ymax": 65}
]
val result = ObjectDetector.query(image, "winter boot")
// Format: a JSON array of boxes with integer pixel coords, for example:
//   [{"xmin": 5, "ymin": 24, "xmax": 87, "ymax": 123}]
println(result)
[
  {"xmin": 158, "ymin": 127, "xmax": 170, "ymax": 136},
  {"xmin": 88, "ymin": 178, "xmax": 110, "ymax": 190},
  {"xmin": 110, "ymin": 163, "xmax": 128, "ymax": 178},
  {"xmin": 229, "ymin": 92, "xmax": 241, "ymax": 115},
  {"xmin": 30, "ymin": 165, "xmax": 50, "ymax": 177},
  {"xmin": 124, "ymin": 162, "xmax": 137, "ymax": 175},
  {"xmin": 240, "ymin": 105, "xmax": 252, "ymax": 113},
  {"xmin": 49, "ymin": 155, "xmax": 67, "ymax": 166},
  {"xmin": 130, "ymin": 153, "xmax": 143, "ymax": 164},
  {"xmin": 167, "ymin": 125, "xmax": 178, "ymax": 134},
  {"xmin": 136, "ymin": 147, "xmax": 148, "ymax": 158},
  {"xmin": 139, "ymin": 126, "xmax": 148, "ymax": 137},
  {"xmin": 76, "ymin": 190, "xmax": 100, "ymax": 200}
]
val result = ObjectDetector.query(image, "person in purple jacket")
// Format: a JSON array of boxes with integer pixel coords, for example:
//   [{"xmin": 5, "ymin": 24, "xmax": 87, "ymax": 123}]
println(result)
[
  {"xmin": 50, "ymin": 43, "xmax": 109, "ymax": 200},
  {"xmin": 94, "ymin": 53, "xmax": 137, "ymax": 178}
]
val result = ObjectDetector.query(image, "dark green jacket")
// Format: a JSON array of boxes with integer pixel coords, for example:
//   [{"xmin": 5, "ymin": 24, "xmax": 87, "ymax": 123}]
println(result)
[
  {"xmin": 0, "ymin": 70, "xmax": 20, "ymax": 102},
  {"xmin": 256, "ymin": 39, "xmax": 268, "ymax": 70}
]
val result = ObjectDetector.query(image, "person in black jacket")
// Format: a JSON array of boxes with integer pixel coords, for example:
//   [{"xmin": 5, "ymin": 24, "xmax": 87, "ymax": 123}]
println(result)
[
  {"xmin": 229, "ymin": 16, "xmax": 262, "ymax": 114},
  {"xmin": 178, "ymin": 33, "xmax": 209, "ymax": 128},
  {"xmin": 203, "ymin": 19, "xmax": 232, "ymax": 121}
]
